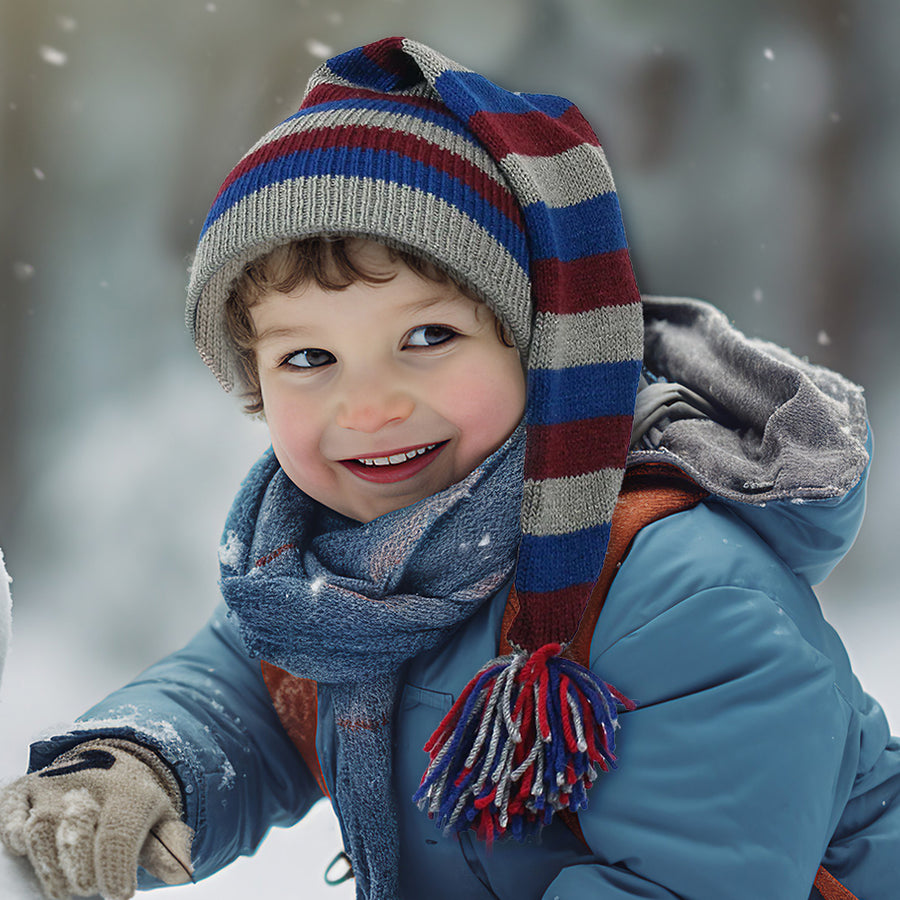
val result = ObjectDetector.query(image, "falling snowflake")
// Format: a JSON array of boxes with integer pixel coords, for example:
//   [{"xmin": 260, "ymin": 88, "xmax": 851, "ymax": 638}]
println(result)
[
  {"xmin": 752, "ymin": 288, "xmax": 764, "ymax": 303},
  {"xmin": 305, "ymin": 38, "xmax": 334, "ymax": 59},
  {"xmin": 13, "ymin": 262, "xmax": 35, "ymax": 281},
  {"xmin": 56, "ymin": 15, "xmax": 78, "ymax": 31},
  {"xmin": 205, "ymin": 2, "xmax": 217, "ymax": 11},
  {"xmin": 39, "ymin": 45, "xmax": 68, "ymax": 66},
  {"xmin": 763, "ymin": 47, "xmax": 775, "ymax": 61},
  {"xmin": 33, "ymin": 167, "xmax": 46, "ymax": 180},
  {"xmin": 817, "ymin": 330, "xmax": 831, "ymax": 347}
]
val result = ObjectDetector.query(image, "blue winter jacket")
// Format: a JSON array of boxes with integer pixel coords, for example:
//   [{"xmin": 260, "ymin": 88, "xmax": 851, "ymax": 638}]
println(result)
[{"xmin": 30, "ymin": 298, "xmax": 900, "ymax": 898}]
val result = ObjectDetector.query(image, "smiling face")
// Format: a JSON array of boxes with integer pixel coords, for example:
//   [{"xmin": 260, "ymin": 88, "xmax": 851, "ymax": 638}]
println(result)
[{"xmin": 248, "ymin": 240, "xmax": 526, "ymax": 522}]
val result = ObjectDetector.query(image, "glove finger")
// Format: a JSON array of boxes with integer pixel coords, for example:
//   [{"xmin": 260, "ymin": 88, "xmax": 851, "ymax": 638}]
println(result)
[
  {"xmin": 0, "ymin": 780, "xmax": 33, "ymax": 855},
  {"xmin": 138, "ymin": 818, "xmax": 193, "ymax": 885},
  {"xmin": 94, "ymin": 794, "xmax": 168, "ymax": 900},
  {"xmin": 55, "ymin": 789, "xmax": 100, "ymax": 898},
  {"xmin": 24, "ymin": 814, "xmax": 70, "ymax": 900}
]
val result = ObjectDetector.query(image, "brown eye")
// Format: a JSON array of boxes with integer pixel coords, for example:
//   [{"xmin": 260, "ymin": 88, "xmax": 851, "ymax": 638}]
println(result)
[
  {"xmin": 406, "ymin": 325, "xmax": 456, "ymax": 347},
  {"xmin": 285, "ymin": 348, "xmax": 335, "ymax": 368}
]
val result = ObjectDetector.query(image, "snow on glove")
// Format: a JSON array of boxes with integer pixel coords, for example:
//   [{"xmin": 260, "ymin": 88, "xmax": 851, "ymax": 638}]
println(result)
[{"xmin": 0, "ymin": 738, "xmax": 193, "ymax": 900}]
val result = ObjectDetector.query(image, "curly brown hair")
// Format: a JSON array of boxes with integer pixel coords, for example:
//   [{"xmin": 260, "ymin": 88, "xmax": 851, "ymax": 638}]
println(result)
[{"xmin": 223, "ymin": 236, "xmax": 513, "ymax": 415}]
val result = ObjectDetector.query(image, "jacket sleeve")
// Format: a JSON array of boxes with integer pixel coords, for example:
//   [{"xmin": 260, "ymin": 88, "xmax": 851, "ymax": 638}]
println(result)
[
  {"xmin": 28, "ymin": 603, "xmax": 322, "ymax": 883},
  {"xmin": 541, "ymin": 510, "xmax": 860, "ymax": 899}
]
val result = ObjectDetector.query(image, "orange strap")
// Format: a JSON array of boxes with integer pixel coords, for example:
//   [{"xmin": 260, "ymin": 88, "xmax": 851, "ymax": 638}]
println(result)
[
  {"xmin": 812, "ymin": 866, "xmax": 861, "ymax": 900},
  {"xmin": 260, "ymin": 661, "xmax": 329, "ymax": 797}
]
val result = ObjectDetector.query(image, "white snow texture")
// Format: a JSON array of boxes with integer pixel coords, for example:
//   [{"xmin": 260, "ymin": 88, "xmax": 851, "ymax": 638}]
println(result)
[{"xmin": 0, "ymin": 547, "xmax": 10, "ymax": 687}]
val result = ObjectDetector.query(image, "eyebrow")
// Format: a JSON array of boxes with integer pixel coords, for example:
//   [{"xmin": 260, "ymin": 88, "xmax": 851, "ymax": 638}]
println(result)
[
  {"xmin": 397, "ymin": 293, "xmax": 467, "ymax": 316},
  {"xmin": 254, "ymin": 324, "xmax": 312, "ymax": 343}
]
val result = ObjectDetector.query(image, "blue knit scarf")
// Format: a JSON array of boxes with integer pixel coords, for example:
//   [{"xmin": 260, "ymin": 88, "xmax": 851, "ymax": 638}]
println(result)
[{"xmin": 218, "ymin": 427, "xmax": 525, "ymax": 899}]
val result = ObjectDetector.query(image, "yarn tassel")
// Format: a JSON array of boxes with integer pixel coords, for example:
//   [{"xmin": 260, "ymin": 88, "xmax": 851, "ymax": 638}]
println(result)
[{"xmin": 414, "ymin": 643, "xmax": 635, "ymax": 842}]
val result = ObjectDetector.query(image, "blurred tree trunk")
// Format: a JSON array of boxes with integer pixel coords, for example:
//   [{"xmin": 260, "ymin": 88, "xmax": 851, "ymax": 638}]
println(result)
[
  {"xmin": 797, "ymin": 0, "xmax": 862, "ymax": 378},
  {"xmin": 0, "ymin": 1, "xmax": 46, "ymax": 546}
]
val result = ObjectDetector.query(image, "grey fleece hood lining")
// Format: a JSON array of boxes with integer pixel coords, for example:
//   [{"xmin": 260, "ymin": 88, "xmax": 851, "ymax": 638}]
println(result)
[{"xmin": 630, "ymin": 296, "xmax": 869, "ymax": 507}]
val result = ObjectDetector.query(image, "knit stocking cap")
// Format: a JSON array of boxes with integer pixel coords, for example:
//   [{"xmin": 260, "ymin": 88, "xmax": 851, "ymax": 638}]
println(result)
[{"xmin": 187, "ymin": 36, "xmax": 643, "ymax": 845}]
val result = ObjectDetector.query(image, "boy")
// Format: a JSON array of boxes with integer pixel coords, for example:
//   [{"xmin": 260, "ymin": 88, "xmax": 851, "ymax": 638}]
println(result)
[{"xmin": 1, "ymin": 36, "xmax": 897, "ymax": 900}]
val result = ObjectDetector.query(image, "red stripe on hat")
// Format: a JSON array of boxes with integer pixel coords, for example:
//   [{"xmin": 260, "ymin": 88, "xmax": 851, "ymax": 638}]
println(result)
[
  {"xmin": 214, "ymin": 127, "xmax": 525, "ymax": 229},
  {"xmin": 526, "ymin": 417, "xmax": 633, "ymax": 481},
  {"xmin": 470, "ymin": 105, "xmax": 600, "ymax": 158},
  {"xmin": 302, "ymin": 83, "xmax": 448, "ymax": 118},
  {"xmin": 532, "ymin": 249, "xmax": 641, "ymax": 315},
  {"xmin": 361, "ymin": 36, "xmax": 419, "ymax": 79}
]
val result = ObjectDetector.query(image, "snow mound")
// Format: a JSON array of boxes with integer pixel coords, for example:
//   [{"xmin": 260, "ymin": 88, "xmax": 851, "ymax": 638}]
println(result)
[{"xmin": 0, "ymin": 547, "xmax": 11, "ymax": 687}]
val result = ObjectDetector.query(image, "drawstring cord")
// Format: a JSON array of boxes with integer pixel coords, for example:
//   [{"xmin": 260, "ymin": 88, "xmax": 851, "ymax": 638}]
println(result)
[{"xmin": 324, "ymin": 850, "xmax": 354, "ymax": 885}]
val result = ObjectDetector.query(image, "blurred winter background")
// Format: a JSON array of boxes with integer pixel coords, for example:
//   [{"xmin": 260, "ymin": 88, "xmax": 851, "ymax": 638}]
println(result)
[{"xmin": 1, "ymin": 0, "xmax": 898, "ymax": 896}]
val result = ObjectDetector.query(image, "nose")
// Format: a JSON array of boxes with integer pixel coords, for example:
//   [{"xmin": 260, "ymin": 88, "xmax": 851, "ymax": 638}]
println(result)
[{"xmin": 334, "ymin": 369, "xmax": 415, "ymax": 433}]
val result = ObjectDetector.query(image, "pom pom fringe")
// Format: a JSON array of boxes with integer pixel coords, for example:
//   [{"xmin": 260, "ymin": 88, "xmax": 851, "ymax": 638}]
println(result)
[{"xmin": 414, "ymin": 643, "xmax": 635, "ymax": 845}]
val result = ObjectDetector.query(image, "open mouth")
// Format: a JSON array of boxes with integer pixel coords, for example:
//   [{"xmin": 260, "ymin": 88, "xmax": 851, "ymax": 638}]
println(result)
[{"xmin": 339, "ymin": 441, "xmax": 448, "ymax": 484}]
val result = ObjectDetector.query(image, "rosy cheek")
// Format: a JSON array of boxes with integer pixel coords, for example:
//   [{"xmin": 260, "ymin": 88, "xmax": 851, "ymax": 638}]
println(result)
[
  {"xmin": 266, "ymin": 398, "xmax": 312, "ymax": 457},
  {"xmin": 447, "ymin": 363, "xmax": 523, "ymax": 435}
]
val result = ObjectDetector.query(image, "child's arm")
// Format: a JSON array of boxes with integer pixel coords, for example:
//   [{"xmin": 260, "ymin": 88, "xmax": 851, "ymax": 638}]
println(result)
[{"xmin": 22, "ymin": 604, "xmax": 322, "ymax": 886}]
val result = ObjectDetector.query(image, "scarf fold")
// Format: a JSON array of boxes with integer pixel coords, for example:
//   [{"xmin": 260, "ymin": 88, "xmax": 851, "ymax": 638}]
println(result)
[{"xmin": 218, "ymin": 427, "xmax": 525, "ymax": 899}]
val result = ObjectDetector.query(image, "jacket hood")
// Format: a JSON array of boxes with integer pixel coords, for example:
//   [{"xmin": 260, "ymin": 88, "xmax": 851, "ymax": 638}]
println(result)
[{"xmin": 630, "ymin": 296, "xmax": 870, "ymax": 585}]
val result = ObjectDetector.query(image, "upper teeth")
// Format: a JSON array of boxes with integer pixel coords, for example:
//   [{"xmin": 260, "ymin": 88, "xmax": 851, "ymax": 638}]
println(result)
[{"xmin": 358, "ymin": 444, "xmax": 437, "ymax": 466}]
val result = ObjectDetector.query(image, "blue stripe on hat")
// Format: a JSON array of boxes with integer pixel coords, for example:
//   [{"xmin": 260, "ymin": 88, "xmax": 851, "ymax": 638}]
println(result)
[
  {"xmin": 433, "ymin": 70, "xmax": 579, "ymax": 124},
  {"xmin": 432, "ymin": 70, "xmax": 541, "ymax": 119},
  {"xmin": 321, "ymin": 46, "xmax": 402, "ymax": 93},
  {"xmin": 522, "ymin": 194, "xmax": 628, "ymax": 262},
  {"xmin": 517, "ymin": 93, "xmax": 574, "ymax": 119},
  {"xmin": 516, "ymin": 525, "xmax": 612, "ymax": 592},
  {"xmin": 527, "ymin": 360, "xmax": 643, "ymax": 425},
  {"xmin": 201, "ymin": 149, "xmax": 529, "ymax": 268}
]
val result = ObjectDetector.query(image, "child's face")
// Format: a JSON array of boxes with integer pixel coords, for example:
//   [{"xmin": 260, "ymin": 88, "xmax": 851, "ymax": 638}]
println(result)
[{"xmin": 250, "ymin": 240, "xmax": 526, "ymax": 522}]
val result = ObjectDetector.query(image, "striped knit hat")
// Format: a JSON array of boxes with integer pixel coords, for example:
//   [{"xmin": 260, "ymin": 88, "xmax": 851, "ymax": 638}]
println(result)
[{"xmin": 188, "ymin": 37, "xmax": 643, "ymax": 839}]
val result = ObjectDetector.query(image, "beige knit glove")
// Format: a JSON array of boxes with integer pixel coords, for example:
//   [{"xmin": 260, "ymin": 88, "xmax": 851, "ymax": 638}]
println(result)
[{"xmin": 0, "ymin": 739, "xmax": 193, "ymax": 900}]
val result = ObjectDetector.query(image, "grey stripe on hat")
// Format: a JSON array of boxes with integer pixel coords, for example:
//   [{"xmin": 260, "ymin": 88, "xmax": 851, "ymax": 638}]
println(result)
[
  {"xmin": 400, "ymin": 38, "xmax": 474, "ymax": 77},
  {"xmin": 304, "ymin": 68, "xmax": 358, "ymax": 92},
  {"xmin": 529, "ymin": 306, "xmax": 645, "ymax": 370},
  {"xmin": 503, "ymin": 145, "xmax": 617, "ymax": 208}
]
